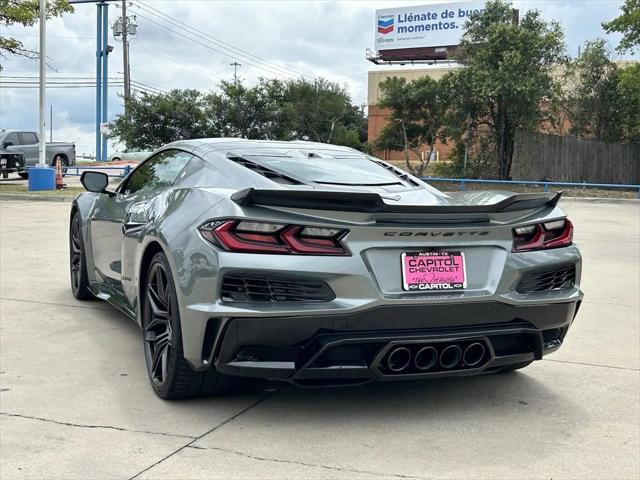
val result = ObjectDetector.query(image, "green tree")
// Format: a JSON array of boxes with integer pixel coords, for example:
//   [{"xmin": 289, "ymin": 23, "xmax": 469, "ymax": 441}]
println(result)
[
  {"xmin": 283, "ymin": 78, "xmax": 358, "ymax": 144},
  {"xmin": 375, "ymin": 76, "xmax": 448, "ymax": 176},
  {"xmin": 204, "ymin": 78, "xmax": 290, "ymax": 140},
  {"xmin": 563, "ymin": 39, "xmax": 622, "ymax": 143},
  {"xmin": 108, "ymin": 77, "xmax": 368, "ymax": 151},
  {"xmin": 602, "ymin": 0, "xmax": 640, "ymax": 54},
  {"xmin": 617, "ymin": 63, "xmax": 640, "ymax": 143},
  {"xmin": 0, "ymin": 0, "xmax": 73, "ymax": 69},
  {"xmin": 109, "ymin": 89, "xmax": 210, "ymax": 149},
  {"xmin": 452, "ymin": 0, "xmax": 566, "ymax": 179}
]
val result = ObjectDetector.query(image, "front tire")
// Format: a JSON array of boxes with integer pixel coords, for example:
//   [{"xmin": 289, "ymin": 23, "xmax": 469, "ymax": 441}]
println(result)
[
  {"xmin": 70, "ymin": 213, "xmax": 92, "ymax": 300},
  {"xmin": 18, "ymin": 171, "xmax": 28, "ymax": 179},
  {"xmin": 142, "ymin": 252, "xmax": 235, "ymax": 399}
]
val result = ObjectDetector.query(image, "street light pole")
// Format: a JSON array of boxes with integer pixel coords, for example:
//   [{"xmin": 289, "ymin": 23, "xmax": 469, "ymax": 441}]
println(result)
[
  {"xmin": 122, "ymin": 0, "xmax": 131, "ymax": 103},
  {"xmin": 38, "ymin": 0, "xmax": 46, "ymax": 167}
]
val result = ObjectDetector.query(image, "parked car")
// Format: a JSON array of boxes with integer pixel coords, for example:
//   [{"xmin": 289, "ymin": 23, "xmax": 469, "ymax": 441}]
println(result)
[
  {"xmin": 0, "ymin": 150, "xmax": 25, "ymax": 178},
  {"xmin": 0, "ymin": 129, "xmax": 76, "ymax": 178},
  {"xmin": 70, "ymin": 139, "xmax": 583, "ymax": 399},
  {"xmin": 108, "ymin": 149, "xmax": 152, "ymax": 163}
]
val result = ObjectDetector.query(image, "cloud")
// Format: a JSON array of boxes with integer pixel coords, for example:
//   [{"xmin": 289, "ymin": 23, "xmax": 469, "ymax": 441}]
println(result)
[{"xmin": 0, "ymin": 0, "xmax": 629, "ymax": 155}]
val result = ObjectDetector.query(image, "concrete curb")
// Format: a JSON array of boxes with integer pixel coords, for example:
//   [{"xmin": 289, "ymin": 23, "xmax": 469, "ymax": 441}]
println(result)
[
  {"xmin": 0, "ymin": 193, "xmax": 638, "ymax": 205},
  {"xmin": 560, "ymin": 196, "xmax": 640, "ymax": 204},
  {"xmin": 0, "ymin": 193, "xmax": 75, "ymax": 202}
]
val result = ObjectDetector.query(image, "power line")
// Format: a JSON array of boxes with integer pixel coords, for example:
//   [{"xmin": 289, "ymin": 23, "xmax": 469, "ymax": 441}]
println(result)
[
  {"xmin": 131, "ymin": 9, "xmax": 299, "ymax": 80},
  {"xmin": 1, "ymin": 84, "xmax": 125, "ymax": 89},
  {"xmin": 133, "ymin": 43, "xmax": 221, "ymax": 80},
  {"xmin": 133, "ymin": 0, "xmax": 306, "ymax": 79},
  {"xmin": 130, "ymin": 79, "xmax": 168, "ymax": 94},
  {"xmin": 1, "ymin": 76, "xmax": 123, "ymax": 80}
]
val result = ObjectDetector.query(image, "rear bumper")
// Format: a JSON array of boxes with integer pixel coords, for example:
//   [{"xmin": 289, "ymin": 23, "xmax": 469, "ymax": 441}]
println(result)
[{"xmin": 208, "ymin": 300, "xmax": 579, "ymax": 385}]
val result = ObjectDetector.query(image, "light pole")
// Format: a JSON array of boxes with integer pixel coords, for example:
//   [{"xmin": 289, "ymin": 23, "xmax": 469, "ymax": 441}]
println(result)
[
  {"xmin": 38, "ymin": 0, "xmax": 46, "ymax": 168},
  {"xmin": 122, "ymin": 0, "xmax": 131, "ymax": 103}
]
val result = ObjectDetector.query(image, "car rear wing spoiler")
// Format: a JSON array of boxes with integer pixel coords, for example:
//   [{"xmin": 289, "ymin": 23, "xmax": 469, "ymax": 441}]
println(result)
[{"xmin": 231, "ymin": 188, "xmax": 563, "ymax": 214}]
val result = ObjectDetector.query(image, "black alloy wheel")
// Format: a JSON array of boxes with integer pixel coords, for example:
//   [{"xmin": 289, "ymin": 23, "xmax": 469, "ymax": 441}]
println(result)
[
  {"xmin": 142, "ymin": 252, "xmax": 236, "ymax": 399},
  {"xmin": 70, "ymin": 213, "xmax": 92, "ymax": 299},
  {"xmin": 143, "ymin": 260, "xmax": 174, "ymax": 387}
]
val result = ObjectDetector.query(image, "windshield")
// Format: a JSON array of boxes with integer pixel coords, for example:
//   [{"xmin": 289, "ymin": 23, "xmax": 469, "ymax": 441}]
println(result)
[{"xmin": 241, "ymin": 154, "xmax": 403, "ymax": 186}]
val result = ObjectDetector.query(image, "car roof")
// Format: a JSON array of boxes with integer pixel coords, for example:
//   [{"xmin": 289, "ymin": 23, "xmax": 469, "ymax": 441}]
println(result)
[{"xmin": 163, "ymin": 138, "xmax": 362, "ymax": 157}]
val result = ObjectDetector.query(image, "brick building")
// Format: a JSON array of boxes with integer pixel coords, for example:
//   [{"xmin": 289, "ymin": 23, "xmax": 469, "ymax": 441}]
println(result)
[{"xmin": 367, "ymin": 66, "xmax": 460, "ymax": 163}]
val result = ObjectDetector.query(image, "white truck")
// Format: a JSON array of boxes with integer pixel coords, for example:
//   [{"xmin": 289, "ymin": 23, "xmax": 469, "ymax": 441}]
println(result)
[{"xmin": 0, "ymin": 129, "xmax": 76, "ymax": 178}]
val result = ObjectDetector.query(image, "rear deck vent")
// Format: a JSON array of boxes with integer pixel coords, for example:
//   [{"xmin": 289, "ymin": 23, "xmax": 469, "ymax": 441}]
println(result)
[
  {"xmin": 228, "ymin": 156, "xmax": 303, "ymax": 185},
  {"xmin": 371, "ymin": 160, "xmax": 421, "ymax": 187},
  {"xmin": 221, "ymin": 274, "xmax": 335, "ymax": 302},
  {"xmin": 517, "ymin": 264, "xmax": 576, "ymax": 293}
]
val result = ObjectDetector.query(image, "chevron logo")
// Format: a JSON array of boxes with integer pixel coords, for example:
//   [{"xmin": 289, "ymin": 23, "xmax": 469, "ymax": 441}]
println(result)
[{"xmin": 377, "ymin": 16, "xmax": 394, "ymax": 35}]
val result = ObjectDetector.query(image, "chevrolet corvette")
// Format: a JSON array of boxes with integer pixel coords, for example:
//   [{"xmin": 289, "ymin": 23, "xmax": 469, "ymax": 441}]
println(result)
[{"xmin": 70, "ymin": 139, "xmax": 582, "ymax": 399}]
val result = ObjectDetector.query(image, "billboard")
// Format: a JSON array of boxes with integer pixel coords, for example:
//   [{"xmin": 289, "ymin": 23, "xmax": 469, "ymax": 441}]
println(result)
[{"xmin": 375, "ymin": 1, "xmax": 485, "ymax": 52}]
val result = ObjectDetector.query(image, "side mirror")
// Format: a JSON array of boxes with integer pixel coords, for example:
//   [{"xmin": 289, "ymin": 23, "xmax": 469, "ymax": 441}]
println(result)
[
  {"xmin": 3, "ymin": 142, "xmax": 13, "ymax": 148},
  {"xmin": 81, "ymin": 171, "xmax": 113, "ymax": 195}
]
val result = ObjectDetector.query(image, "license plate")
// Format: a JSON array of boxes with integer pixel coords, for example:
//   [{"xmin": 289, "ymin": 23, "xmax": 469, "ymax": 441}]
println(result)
[{"xmin": 401, "ymin": 251, "xmax": 467, "ymax": 291}]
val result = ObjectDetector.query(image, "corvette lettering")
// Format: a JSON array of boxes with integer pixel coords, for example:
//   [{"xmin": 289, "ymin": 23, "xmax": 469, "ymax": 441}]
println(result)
[{"xmin": 384, "ymin": 231, "xmax": 489, "ymax": 237}]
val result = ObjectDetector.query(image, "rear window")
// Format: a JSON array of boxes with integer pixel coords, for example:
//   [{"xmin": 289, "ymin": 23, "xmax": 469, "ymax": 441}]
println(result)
[
  {"xmin": 240, "ymin": 154, "xmax": 402, "ymax": 186},
  {"xmin": 20, "ymin": 132, "xmax": 38, "ymax": 145}
]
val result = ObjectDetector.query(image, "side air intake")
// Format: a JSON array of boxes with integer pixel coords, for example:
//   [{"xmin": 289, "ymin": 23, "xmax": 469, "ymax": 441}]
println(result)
[
  {"xmin": 517, "ymin": 264, "xmax": 576, "ymax": 293},
  {"xmin": 221, "ymin": 274, "xmax": 335, "ymax": 302}
]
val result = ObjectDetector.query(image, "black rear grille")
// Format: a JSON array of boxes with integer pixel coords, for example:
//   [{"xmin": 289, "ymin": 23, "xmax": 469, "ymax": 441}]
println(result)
[
  {"xmin": 517, "ymin": 264, "xmax": 576, "ymax": 293},
  {"xmin": 221, "ymin": 274, "xmax": 335, "ymax": 302}
]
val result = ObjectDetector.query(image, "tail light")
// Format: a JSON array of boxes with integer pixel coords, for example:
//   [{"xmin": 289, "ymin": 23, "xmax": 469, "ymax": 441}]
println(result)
[
  {"xmin": 199, "ymin": 220, "xmax": 350, "ymax": 255},
  {"xmin": 512, "ymin": 219, "xmax": 573, "ymax": 252}
]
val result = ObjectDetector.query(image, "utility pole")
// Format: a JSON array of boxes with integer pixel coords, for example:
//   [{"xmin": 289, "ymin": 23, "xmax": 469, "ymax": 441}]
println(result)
[
  {"xmin": 122, "ymin": 0, "xmax": 131, "ymax": 103},
  {"xmin": 230, "ymin": 61, "xmax": 241, "ymax": 83},
  {"xmin": 38, "ymin": 0, "xmax": 46, "ymax": 168},
  {"xmin": 50, "ymin": 105, "xmax": 53, "ymax": 141}
]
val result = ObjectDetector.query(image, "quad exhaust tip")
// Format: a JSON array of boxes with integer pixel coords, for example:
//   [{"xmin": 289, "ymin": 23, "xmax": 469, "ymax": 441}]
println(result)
[
  {"xmin": 414, "ymin": 346, "xmax": 438, "ymax": 371},
  {"xmin": 463, "ymin": 342, "xmax": 486, "ymax": 367},
  {"xmin": 384, "ymin": 341, "xmax": 488, "ymax": 373},
  {"xmin": 387, "ymin": 347, "xmax": 411, "ymax": 372},
  {"xmin": 439, "ymin": 345, "xmax": 463, "ymax": 369}
]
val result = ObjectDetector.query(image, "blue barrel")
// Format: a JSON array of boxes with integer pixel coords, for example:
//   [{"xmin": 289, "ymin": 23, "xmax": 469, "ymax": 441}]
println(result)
[{"xmin": 28, "ymin": 166, "xmax": 56, "ymax": 191}]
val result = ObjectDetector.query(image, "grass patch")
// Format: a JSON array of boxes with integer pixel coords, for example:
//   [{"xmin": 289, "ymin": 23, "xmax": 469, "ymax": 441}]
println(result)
[{"xmin": 0, "ymin": 184, "xmax": 84, "ymax": 196}]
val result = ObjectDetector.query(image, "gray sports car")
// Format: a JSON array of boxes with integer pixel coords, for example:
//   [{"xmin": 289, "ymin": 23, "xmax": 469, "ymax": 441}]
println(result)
[{"xmin": 70, "ymin": 139, "xmax": 582, "ymax": 399}]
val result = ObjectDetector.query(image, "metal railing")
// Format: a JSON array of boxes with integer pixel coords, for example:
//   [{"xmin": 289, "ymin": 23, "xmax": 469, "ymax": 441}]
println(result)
[
  {"xmin": 47, "ymin": 165, "xmax": 640, "ymax": 198},
  {"xmin": 62, "ymin": 165, "xmax": 133, "ymax": 177},
  {"xmin": 420, "ymin": 177, "xmax": 640, "ymax": 198}
]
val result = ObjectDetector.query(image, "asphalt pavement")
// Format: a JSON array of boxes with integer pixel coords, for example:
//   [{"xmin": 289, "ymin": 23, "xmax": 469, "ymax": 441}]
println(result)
[{"xmin": 0, "ymin": 199, "xmax": 638, "ymax": 479}]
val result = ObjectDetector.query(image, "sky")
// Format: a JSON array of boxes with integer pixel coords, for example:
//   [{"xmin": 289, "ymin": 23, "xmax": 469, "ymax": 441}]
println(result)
[{"xmin": 0, "ymin": 0, "xmax": 630, "ymax": 155}]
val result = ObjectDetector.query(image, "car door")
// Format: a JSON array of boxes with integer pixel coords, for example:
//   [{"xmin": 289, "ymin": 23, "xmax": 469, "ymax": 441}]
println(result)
[
  {"xmin": 18, "ymin": 132, "xmax": 39, "ymax": 166},
  {"xmin": 89, "ymin": 149, "xmax": 193, "ymax": 307},
  {"xmin": 2, "ymin": 132, "xmax": 22, "ymax": 160}
]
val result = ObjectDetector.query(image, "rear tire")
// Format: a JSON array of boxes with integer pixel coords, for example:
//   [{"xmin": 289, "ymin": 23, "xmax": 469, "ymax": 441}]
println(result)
[
  {"xmin": 18, "ymin": 172, "xmax": 28, "ymax": 179},
  {"xmin": 142, "ymin": 252, "xmax": 235, "ymax": 399},
  {"xmin": 70, "ymin": 212, "xmax": 92, "ymax": 300}
]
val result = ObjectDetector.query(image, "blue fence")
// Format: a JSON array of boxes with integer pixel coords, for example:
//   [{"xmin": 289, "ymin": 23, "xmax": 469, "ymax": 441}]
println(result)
[{"xmin": 420, "ymin": 177, "xmax": 640, "ymax": 198}]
